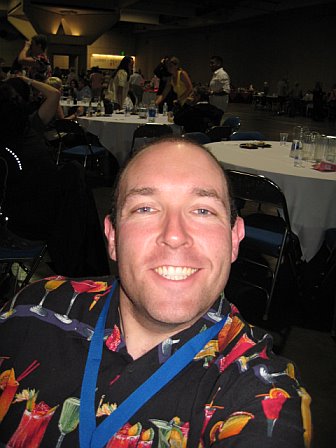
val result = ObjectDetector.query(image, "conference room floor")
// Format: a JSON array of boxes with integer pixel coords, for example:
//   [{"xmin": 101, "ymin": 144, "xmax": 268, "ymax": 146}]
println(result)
[{"xmin": 32, "ymin": 102, "xmax": 335, "ymax": 447}]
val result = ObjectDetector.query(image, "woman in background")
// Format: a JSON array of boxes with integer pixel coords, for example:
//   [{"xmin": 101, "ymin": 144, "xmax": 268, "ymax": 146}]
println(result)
[
  {"xmin": 106, "ymin": 56, "xmax": 134, "ymax": 108},
  {"xmin": 155, "ymin": 56, "xmax": 193, "ymax": 108}
]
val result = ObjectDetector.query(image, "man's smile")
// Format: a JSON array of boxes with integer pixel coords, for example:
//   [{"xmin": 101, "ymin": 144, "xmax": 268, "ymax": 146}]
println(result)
[{"xmin": 154, "ymin": 266, "xmax": 198, "ymax": 281}]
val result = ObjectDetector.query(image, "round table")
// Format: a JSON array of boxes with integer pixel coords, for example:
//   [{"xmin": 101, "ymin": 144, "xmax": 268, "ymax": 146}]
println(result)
[
  {"xmin": 206, "ymin": 140, "xmax": 336, "ymax": 261},
  {"xmin": 78, "ymin": 114, "xmax": 181, "ymax": 166}
]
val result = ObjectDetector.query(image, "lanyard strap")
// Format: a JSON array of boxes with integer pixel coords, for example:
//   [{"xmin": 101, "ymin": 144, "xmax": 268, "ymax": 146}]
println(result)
[{"xmin": 80, "ymin": 282, "xmax": 227, "ymax": 448}]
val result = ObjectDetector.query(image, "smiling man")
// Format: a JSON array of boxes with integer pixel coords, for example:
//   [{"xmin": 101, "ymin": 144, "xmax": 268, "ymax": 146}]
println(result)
[{"xmin": 0, "ymin": 138, "xmax": 311, "ymax": 447}]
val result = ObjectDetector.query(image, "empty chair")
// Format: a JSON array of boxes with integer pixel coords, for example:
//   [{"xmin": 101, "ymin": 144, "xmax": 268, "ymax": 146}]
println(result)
[
  {"xmin": 226, "ymin": 169, "xmax": 302, "ymax": 320},
  {"xmin": 130, "ymin": 123, "xmax": 173, "ymax": 153},
  {"xmin": 182, "ymin": 132, "xmax": 211, "ymax": 145},
  {"xmin": 222, "ymin": 116, "xmax": 241, "ymax": 132},
  {"xmin": 230, "ymin": 131, "xmax": 265, "ymax": 141},
  {"xmin": 54, "ymin": 119, "xmax": 106, "ymax": 168},
  {"xmin": 205, "ymin": 126, "xmax": 232, "ymax": 142}
]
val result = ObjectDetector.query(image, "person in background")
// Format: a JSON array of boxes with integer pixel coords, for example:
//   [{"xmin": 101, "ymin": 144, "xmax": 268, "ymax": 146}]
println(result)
[
  {"xmin": 0, "ymin": 136, "xmax": 312, "ymax": 447},
  {"xmin": 153, "ymin": 57, "xmax": 176, "ymax": 112},
  {"xmin": 129, "ymin": 68, "xmax": 144, "ymax": 105},
  {"xmin": 327, "ymin": 83, "xmax": 336, "ymax": 121},
  {"xmin": 106, "ymin": 56, "xmax": 134, "ymax": 109},
  {"xmin": 66, "ymin": 66, "xmax": 78, "ymax": 85},
  {"xmin": 90, "ymin": 66, "xmax": 104, "ymax": 99},
  {"xmin": 276, "ymin": 77, "xmax": 289, "ymax": 115},
  {"xmin": 15, "ymin": 34, "xmax": 51, "ymax": 80},
  {"xmin": 0, "ymin": 81, "xmax": 110, "ymax": 278},
  {"xmin": 155, "ymin": 56, "xmax": 193, "ymax": 108},
  {"xmin": 76, "ymin": 77, "xmax": 92, "ymax": 101},
  {"xmin": 209, "ymin": 55, "xmax": 231, "ymax": 113},
  {"xmin": 173, "ymin": 85, "xmax": 223, "ymax": 133}
]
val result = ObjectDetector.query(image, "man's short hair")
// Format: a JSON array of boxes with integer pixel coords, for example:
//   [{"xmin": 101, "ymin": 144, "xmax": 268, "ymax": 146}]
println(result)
[
  {"xmin": 32, "ymin": 34, "xmax": 48, "ymax": 51},
  {"xmin": 210, "ymin": 56, "xmax": 223, "ymax": 66},
  {"xmin": 194, "ymin": 85, "xmax": 210, "ymax": 102},
  {"xmin": 109, "ymin": 136, "xmax": 237, "ymax": 229}
]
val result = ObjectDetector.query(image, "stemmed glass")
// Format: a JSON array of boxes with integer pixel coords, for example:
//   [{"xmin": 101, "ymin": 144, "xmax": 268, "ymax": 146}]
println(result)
[
  {"xmin": 55, "ymin": 397, "xmax": 80, "ymax": 448},
  {"xmin": 30, "ymin": 277, "xmax": 66, "ymax": 317},
  {"xmin": 0, "ymin": 289, "xmax": 21, "ymax": 320},
  {"xmin": 54, "ymin": 280, "xmax": 105, "ymax": 325},
  {"xmin": 207, "ymin": 292, "xmax": 225, "ymax": 322}
]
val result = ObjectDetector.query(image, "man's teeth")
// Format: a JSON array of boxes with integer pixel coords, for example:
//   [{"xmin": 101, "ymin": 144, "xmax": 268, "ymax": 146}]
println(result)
[{"xmin": 155, "ymin": 266, "xmax": 198, "ymax": 280}]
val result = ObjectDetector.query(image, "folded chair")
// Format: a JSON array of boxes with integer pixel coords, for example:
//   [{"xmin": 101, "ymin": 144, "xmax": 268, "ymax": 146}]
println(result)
[
  {"xmin": 130, "ymin": 123, "xmax": 173, "ymax": 154},
  {"xmin": 54, "ymin": 119, "xmax": 106, "ymax": 169},
  {"xmin": 222, "ymin": 116, "xmax": 241, "ymax": 132},
  {"xmin": 0, "ymin": 148, "xmax": 47, "ymax": 297},
  {"xmin": 226, "ymin": 169, "xmax": 302, "ymax": 320}
]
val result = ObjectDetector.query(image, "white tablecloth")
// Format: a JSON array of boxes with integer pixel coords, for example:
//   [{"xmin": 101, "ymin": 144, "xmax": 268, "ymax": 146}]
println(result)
[
  {"xmin": 78, "ymin": 114, "xmax": 180, "ymax": 167},
  {"xmin": 206, "ymin": 141, "xmax": 336, "ymax": 261}
]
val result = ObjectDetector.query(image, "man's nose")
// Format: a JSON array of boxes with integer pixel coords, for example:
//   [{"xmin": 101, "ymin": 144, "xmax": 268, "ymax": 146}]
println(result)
[{"xmin": 157, "ymin": 210, "xmax": 192, "ymax": 248}]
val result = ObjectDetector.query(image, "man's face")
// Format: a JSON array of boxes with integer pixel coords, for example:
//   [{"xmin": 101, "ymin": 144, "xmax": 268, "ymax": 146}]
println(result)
[
  {"xmin": 210, "ymin": 59, "xmax": 220, "ymax": 73},
  {"xmin": 105, "ymin": 142, "xmax": 244, "ymax": 330}
]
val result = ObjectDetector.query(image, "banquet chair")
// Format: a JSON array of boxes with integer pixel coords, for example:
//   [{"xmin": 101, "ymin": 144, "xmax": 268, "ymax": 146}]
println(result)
[
  {"xmin": 230, "ymin": 131, "xmax": 265, "ymax": 141},
  {"xmin": 0, "ymin": 149, "xmax": 47, "ymax": 297},
  {"xmin": 54, "ymin": 119, "xmax": 106, "ymax": 169},
  {"xmin": 222, "ymin": 116, "xmax": 241, "ymax": 132},
  {"xmin": 182, "ymin": 132, "xmax": 211, "ymax": 145},
  {"xmin": 130, "ymin": 123, "xmax": 173, "ymax": 154},
  {"xmin": 205, "ymin": 126, "xmax": 232, "ymax": 142},
  {"xmin": 226, "ymin": 169, "xmax": 302, "ymax": 320}
]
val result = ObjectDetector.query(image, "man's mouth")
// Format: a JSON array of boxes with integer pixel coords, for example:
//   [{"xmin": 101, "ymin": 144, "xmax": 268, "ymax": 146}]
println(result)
[{"xmin": 154, "ymin": 266, "xmax": 198, "ymax": 281}]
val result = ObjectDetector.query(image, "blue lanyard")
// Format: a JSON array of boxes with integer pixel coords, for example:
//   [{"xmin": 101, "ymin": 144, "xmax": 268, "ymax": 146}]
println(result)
[{"xmin": 79, "ymin": 281, "xmax": 227, "ymax": 448}]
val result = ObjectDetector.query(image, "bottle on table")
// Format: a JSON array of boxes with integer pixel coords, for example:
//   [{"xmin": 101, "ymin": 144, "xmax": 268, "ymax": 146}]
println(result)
[{"xmin": 163, "ymin": 102, "xmax": 168, "ymax": 116}]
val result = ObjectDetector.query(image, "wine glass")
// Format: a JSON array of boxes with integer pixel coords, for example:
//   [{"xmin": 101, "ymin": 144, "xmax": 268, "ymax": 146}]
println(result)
[
  {"xmin": 54, "ymin": 291, "xmax": 79, "ymax": 324},
  {"xmin": 30, "ymin": 277, "xmax": 66, "ymax": 317},
  {"xmin": 207, "ymin": 292, "xmax": 225, "ymax": 322},
  {"xmin": 55, "ymin": 397, "xmax": 80, "ymax": 448}
]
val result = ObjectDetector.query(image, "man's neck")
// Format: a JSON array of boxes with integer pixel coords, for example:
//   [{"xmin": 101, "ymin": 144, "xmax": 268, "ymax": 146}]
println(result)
[{"xmin": 119, "ymin": 298, "xmax": 193, "ymax": 360}]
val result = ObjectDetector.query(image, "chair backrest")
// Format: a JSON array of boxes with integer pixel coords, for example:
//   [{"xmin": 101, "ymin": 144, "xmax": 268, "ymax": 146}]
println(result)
[
  {"xmin": 230, "ymin": 131, "xmax": 265, "ymax": 141},
  {"xmin": 182, "ymin": 132, "xmax": 211, "ymax": 145},
  {"xmin": 54, "ymin": 119, "xmax": 85, "ymax": 136},
  {"xmin": 225, "ymin": 169, "xmax": 291, "ymax": 226},
  {"xmin": 131, "ymin": 123, "xmax": 173, "ymax": 151},
  {"xmin": 222, "ymin": 116, "xmax": 241, "ymax": 132},
  {"xmin": 205, "ymin": 126, "xmax": 232, "ymax": 142}
]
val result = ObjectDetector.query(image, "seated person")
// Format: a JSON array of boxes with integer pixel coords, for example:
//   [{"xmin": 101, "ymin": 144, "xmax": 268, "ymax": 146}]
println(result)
[
  {"xmin": 173, "ymin": 85, "xmax": 223, "ymax": 133},
  {"xmin": 0, "ymin": 137, "xmax": 311, "ymax": 447},
  {"xmin": 0, "ymin": 82, "xmax": 110, "ymax": 278}
]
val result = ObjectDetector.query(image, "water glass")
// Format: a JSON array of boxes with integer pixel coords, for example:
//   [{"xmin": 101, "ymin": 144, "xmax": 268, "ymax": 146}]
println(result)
[
  {"xmin": 148, "ymin": 105, "xmax": 156, "ymax": 123},
  {"xmin": 280, "ymin": 133, "xmax": 288, "ymax": 146},
  {"xmin": 314, "ymin": 135, "xmax": 328, "ymax": 162}
]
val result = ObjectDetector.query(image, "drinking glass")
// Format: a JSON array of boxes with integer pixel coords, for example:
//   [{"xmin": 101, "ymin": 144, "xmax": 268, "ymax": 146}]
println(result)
[
  {"xmin": 55, "ymin": 397, "xmax": 80, "ymax": 448},
  {"xmin": 30, "ymin": 277, "xmax": 66, "ymax": 317},
  {"xmin": 207, "ymin": 292, "xmax": 225, "ymax": 322},
  {"xmin": 279, "ymin": 133, "xmax": 288, "ymax": 146}
]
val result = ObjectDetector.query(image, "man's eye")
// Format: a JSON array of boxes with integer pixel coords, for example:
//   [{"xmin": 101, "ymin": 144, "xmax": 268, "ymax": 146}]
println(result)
[
  {"xmin": 194, "ymin": 208, "xmax": 212, "ymax": 216},
  {"xmin": 136, "ymin": 206, "xmax": 153, "ymax": 213}
]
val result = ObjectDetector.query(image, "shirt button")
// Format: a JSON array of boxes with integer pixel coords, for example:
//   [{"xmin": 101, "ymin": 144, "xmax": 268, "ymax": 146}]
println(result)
[{"xmin": 127, "ymin": 365, "xmax": 134, "ymax": 373}]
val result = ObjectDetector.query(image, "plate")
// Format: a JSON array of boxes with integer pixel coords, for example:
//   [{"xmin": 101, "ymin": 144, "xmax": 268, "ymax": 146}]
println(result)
[{"xmin": 240, "ymin": 143, "xmax": 258, "ymax": 149}]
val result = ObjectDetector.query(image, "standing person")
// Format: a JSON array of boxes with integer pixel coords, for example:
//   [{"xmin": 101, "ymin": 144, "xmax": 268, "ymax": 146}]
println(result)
[
  {"xmin": 155, "ymin": 56, "xmax": 193, "ymax": 108},
  {"xmin": 153, "ymin": 56, "xmax": 176, "ymax": 112},
  {"xmin": 0, "ymin": 137, "xmax": 311, "ymax": 447},
  {"xmin": 129, "ymin": 68, "xmax": 144, "ymax": 105},
  {"xmin": 14, "ymin": 34, "xmax": 51, "ymax": 80},
  {"xmin": 106, "ymin": 56, "xmax": 134, "ymax": 108},
  {"xmin": 209, "ymin": 55, "xmax": 231, "ymax": 113},
  {"xmin": 90, "ymin": 66, "xmax": 104, "ymax": 99}
]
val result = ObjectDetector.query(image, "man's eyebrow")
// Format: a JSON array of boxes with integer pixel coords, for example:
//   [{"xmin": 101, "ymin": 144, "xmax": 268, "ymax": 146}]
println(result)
[
  {"xmin": 192, "ymin": 187, "xmax": 224, "ymax": 202},
  {"xmin": 121, "ymin": 187, "xmax": 156, "ymax": 208}
]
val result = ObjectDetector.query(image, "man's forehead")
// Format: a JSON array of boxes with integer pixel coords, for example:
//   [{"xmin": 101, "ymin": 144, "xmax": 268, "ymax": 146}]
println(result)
[{"xmin": 119, "ymin": 142, "xmax": 228, "ymax": 197}]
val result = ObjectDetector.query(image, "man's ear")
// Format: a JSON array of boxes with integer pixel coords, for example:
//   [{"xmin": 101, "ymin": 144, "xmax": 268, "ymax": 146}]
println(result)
[
  {"xmin": 104, "ymin": 215, "xmax": 117, "ymax": 261},
  {"xmin": 231, "ymin": 217, "xmax": 245, "ymax": 263}
]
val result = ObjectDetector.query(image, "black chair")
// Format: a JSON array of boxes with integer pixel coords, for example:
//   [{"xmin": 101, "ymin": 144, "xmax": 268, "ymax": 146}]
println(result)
[
  {"xmin": 226, "ymin": 169, "xmax": 302, "ymax": 320},
  {"xmin": 222, "ymin": 116, "xmax": 241, "ymax": 132},
  {"xmin": 182, "ymin": 132, "xmax": 211, "ymax": 145},
  {"xmin": 130, "ymin": 123, "xmax": 173, "ymax": 153},
  {"xmin": 205, "ymin": 126, "xmax": 232, "ymax": 142},
  {"xmin": 230, "ymin": 131, "xmax": 265, "ymax": 141},
  {"xmin": 0, "ymin": 148, "xmax": 47, "ymax": 297},
  {"xmin": 54, "ymin": 119, "xmax": 106, "ymax": 169}
]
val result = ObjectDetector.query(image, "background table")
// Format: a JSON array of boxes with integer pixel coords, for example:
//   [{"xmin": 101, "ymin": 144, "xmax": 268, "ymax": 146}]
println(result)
[
  {"xmin": 206, "ymin": 140, "xmax": 336, "ymax": 261},
  {"xmin": 78, "ymin": 114, "xmax": 181, "ymax": 166}
]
